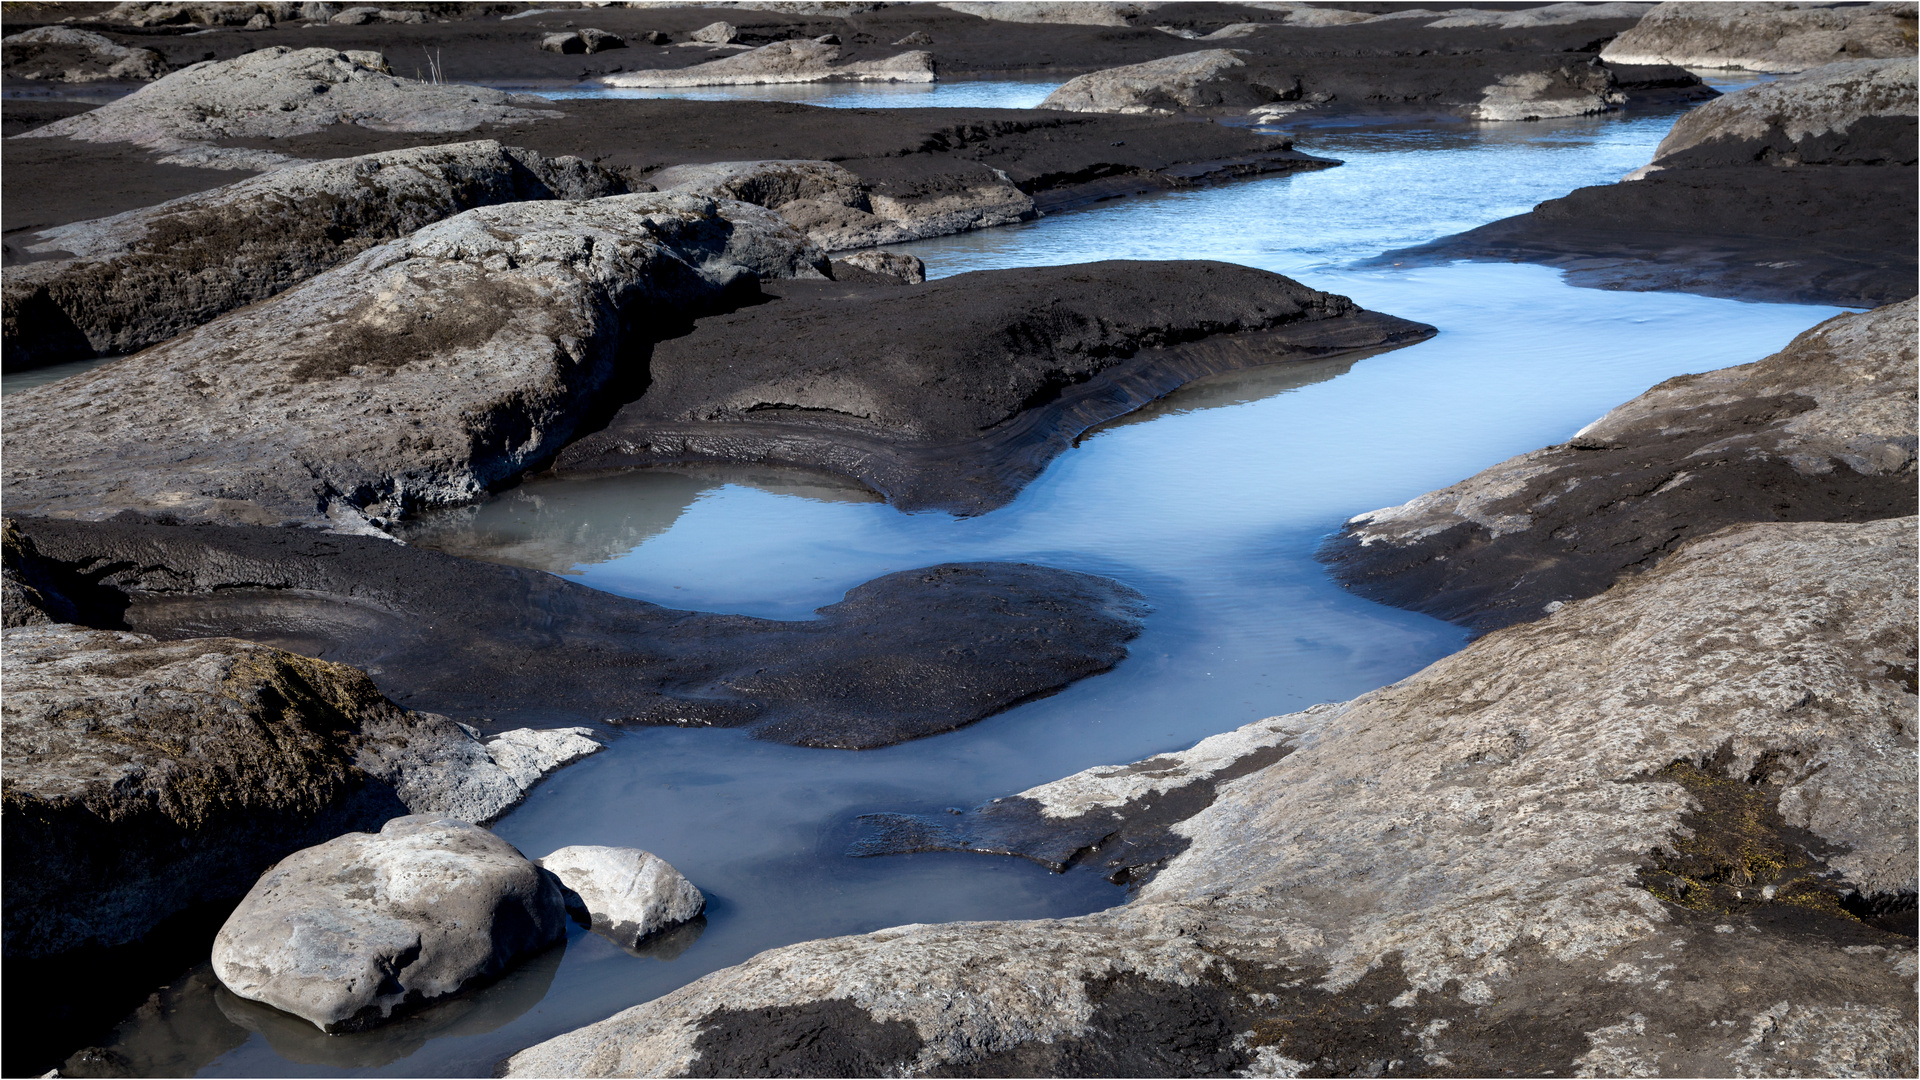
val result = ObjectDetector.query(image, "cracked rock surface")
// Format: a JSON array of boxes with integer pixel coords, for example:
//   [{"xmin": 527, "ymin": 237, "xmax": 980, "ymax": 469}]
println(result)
[{"xmin": 1600, "ymin": 0, "xmax": 1919, "ymax": 73}]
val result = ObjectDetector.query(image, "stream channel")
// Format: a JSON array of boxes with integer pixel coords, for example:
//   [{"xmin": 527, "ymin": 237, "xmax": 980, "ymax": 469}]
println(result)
[{"xmin": 55, "ymin": 74, "xmax": 1849, "ymax": 1078}]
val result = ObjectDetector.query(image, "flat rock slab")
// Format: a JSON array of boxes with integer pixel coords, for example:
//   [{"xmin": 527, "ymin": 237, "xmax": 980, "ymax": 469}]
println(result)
[
  {"xmin": 6, "ymin": 516, "xmax": 1147, "ymax": 749},
  {"xmin": 1644, "ymin": 57, "xmax": 1917, "ymax": 170},
  {"xmin": 1, "ymin": 25, "xmax": 168, "ymax": 82},
  {"xmin": 1322, "ymin": 299, "xmax": 1918, "ymax": 633},
  {"xmin": 557, "ymin": 260, "xmax": 1435, "ymax": 513},
  {"xmin": 506, "ymin": 516, "xmax": 1917, "ymax": 1078},
  {"xmin": 1601, "ymin": 1, "xmax": 1918, "ymax": 73},
  {"xmin": 539, "ymin": 846, "xmax": 705, "ymax": 949},
  {"xmin": 212, "ymin": 815, "xmax": 569, "ymax": 1032}
]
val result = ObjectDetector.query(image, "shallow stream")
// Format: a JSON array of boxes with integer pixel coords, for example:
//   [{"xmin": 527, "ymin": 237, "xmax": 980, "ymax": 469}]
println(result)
[{"xmin": 61, "ymin": 81, "xmax": 1846, "ymax": 1078}]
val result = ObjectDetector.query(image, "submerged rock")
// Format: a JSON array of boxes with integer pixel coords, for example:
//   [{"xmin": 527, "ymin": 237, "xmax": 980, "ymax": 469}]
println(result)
[
  {"xmin": 1638, "ymin": 57, "xmax": 1918, "ymax": 172},
  {"xmin": 506, "ymin": 515, "xmax": 1918, "ymax": 1078},
  {"xmin": 2, "ymin": 193, "xmax": 825, "ymax": 531},
  {"xmin": 1322, "ymin": 300, "xmax": 1917, "ymax": 632},
  {"xmin": 600, "ymin": 38, "xmax": 933, "ymax": 87},
  {"xmin": 0, "ymin": 26, "xmax": 168, "ymax": 83},
  {"xmin": 1601, "ymin": 0, "xmax": 1918, "ymax": 73},
  {"xmin": 556, "ymin": 261, "xmax": 1435, "ymax": 513},
  {"xmin": 539, "ymin": 847, "xmax": 705, "ymax": 948},
  {"xmin": 2, "ymin": 140, "xmax": 628, "ymax": 371},
  {"xmin": 211, "ymin": 816, "xmax": 569, "ymax": 1032}
]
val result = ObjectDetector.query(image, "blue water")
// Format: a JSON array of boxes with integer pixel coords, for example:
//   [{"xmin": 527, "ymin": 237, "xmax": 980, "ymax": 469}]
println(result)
[{"xmin": 73, "ymin": 89, "xmax": 1844, "ymax": 1078}]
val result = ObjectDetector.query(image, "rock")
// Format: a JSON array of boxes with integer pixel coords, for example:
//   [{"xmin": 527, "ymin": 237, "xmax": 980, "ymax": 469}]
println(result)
[
  {"xmin": 555, "ymin": 261, "xmax": 1436, "ymax": 513},
  {"xmin": 0, "ymin": 26, "xmax": 168, "ymax": 83},
  {"xmin": 688, "ymin": 20, "xmax": 739, "ymax": 43},
  {"xmin": 14, "ymin": 47, "xmax": 561, "ymax": 168},
  {"xmin": 361, "ymin": 716, "xmax": 604, "ymax": 827},
  {"xmin": 245, "ymin": 12, "xmax": 273, "ymax": 28},
  {"xmin": 211, "ymin": 816, "xmax": 569, "ymax": 1032},
  {"xmin": 939, "ymin": 1, "xmax": 1150, "ymax": 26},
  {"xmin": 599, "ymin": 38, "xmax": 934, "ymax": 87},
  {"xmin": 639, "ymin": 29, "xmax": 671, "ymax": 45},
  {"xmin": 2, "ymin": 140, "xmax": 629, "ymax": 371},
  {"xmin": 7, "ymin": 515, "xmax": 1150, "ymax": 750},
  {"xmin": 1039, "ymin": 50, "xmax": 1274, "ymax": 115},
  {"xmin": 2, "ymin": 193, "xmax": 827, "ymax": 531},
  {"xmin": 329, "ymin": 6, "xmax": 424, "ymax": 24},
  {"xmin": 650, "ymin": 158, "xmax": 1035, "ymax": 251},
  {"xmin": 579, "ymin": 27, "xmax": 627, "ymax": 52},
  {"xmin": 833, "ymin": 248, "xmax": 925, "ymax": 284},
  {"xmin": 1322, "ymin": 300, "xmax": 1917, "ymax": 632},
  {"xmin": 2, "ymin": 521, "xmax": 77, "ymax": 627},
  {"xmin": 100, "ymin": 1, "xmax": 267, "ymax": 26},
  {"xmin": 1637, "ymin": 57, "xmax": 1917, "ymax": 172},
  {"xmin": 1425, "ymin": 1, "xmax": 1654, "ymax": 29},
  {"xmin": 1468, "ymin": 58, "xmax": 1624, "ymax": 121},
  {"xmin": 542, "ymin": 28, "xmax": 628, "ymax": 55},
  {"xmin": 538, "ymin": 847, "xmax": 705, "ymax": 948},
  {"xmin": 892, "ymin": 30, "xmax": 932, "ymax": 45},
  {"xmin": 1601, "ymin": 0, "xmax": 1919, "ymax": 73},
  {"xmin": 541, "ymin": 31, "xmax": 587, "ymax": 54},
  {"xmin": 1154, "ymin": 21, "xmax": 1263, "ymax": 40},
  {"xmin": 504, "ymin": 515, "xmax": 1918, "ymax": 1078}
]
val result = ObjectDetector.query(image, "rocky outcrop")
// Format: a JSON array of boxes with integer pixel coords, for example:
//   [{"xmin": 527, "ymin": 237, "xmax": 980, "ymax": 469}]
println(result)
[
  {"xmin": 504, "ymin": 515, "xmax": 1918, "ymax": 1078},
  {"xmin": 1601, "ymin": 1, "xmax": 1919, "ymax": 73},
  {"xmin": 689, "ymin": 20, "xmax": 739, "ymax": 44},
  {"xmin": 539, "ymin": 847, "xmax": 706, "ymax": 949},
  {"xmin": 833, "ymin": 249, "xmax": 926, "ymax": 284},
  {"xmin": 1322, "ymin": 300, "xmax": 1917, "ymax": 632},
  {"xmin": 2, "ymin": 193, "xmax": 826, "ymax": 532},
  {"xmin": 5, "ymin": 516, "xmax": 1149, "ymax": 750},
  {"xmin": 98, "ymin": 1, "xmax": 328, "ymax": 26},
  {"xmin": 328, "ymin": 6, "xmax": 426, "ymax": 25},
  {"xmin": 211, "ymin": 816, "xmax": 569, "ymax": 1032},
  {"xmin": 13, "ymin": 47, "xmax": 560, "ymax": 168},
  {"xmin": 555, "ymin": 261, "xmax": 1435, "ymax": 513},
  {"xmin": 2, "ymin": 140, "xmax": 628, "ymax": 371},
  {"xmin": 1039, "ymin": 50, "xmax": 1275, "ymax": 115},
  {"xmin": 542, "ymin": 28, "xmax": 628, "ymax": 54},
  {"xmin": 1422, "ymin": 2, "xmax": 1655, "ymax": 29},
  {"xmin": 939, "ymin": 1, "xmax": 1150, "ymax": 26},
  {"xmin": 1637, "ymin": 57, "xmax": 1918, "ymax": 172},
  {"xmin": 600, "ymin": 38, "xmax": 934, "ymax": 87},
  {"xmin": 0, "ymin": 26, "xmax": 168, "ymax": 83},
  {"xmin": 649, "ymin": 158, "xmax": 1035, "ymax": 251},
  {"xmin": 1468, "ymin": 59, "xmax": 1625, "ymax": 121}
]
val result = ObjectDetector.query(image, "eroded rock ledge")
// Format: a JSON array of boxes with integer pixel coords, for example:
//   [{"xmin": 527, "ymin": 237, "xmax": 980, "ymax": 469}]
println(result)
[{"xmin": 505, "ymin": 515, "xmax": 1918, "ymax": 1078}]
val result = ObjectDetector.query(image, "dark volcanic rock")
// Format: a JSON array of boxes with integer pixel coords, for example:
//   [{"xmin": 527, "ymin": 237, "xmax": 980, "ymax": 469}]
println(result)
[
  {"xmin": 5, "ymin": 515, "xmax": 1148, "ymax": 749},
  {"xmin": 1321, "ymin": 300, "xmax": 1917, "ymax": 633},
  {"xmin": 557, "ymin": 261, "xmax": 1435, "ymax": 513},
  {"xmin": 1, "ymin": 25, "xmax": 168, "ymax": 82}
]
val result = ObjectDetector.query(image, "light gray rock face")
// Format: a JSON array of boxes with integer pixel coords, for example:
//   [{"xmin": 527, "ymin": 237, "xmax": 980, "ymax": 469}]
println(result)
[
  {"xmin": 360, "ymin": 719, "xmax": 603, "ymax": 827},
  {"xmin": 689, "ymin": 20, "xmax": 739, "ymax": 43},
  {"xmin": 1424, "ymin": 1, "xmax": 1653, "ymax": 28},
  {"xmin": 212, "ymin": 815, "xmax": 570, "ymax": 1032},
  {"xmin": 1469, "ymin": 58, "xmax": 1625, "ymax": 121},
  {"xmin": 542, "ymin": 28, "xmax": 627, "ymax": 54},
  {"xmin": 835, "ymin": 249, "xmax": 927, "ymax": 284},
  {"xmin": 1039, "ymin": 50, "xmax": 1268, "ymax": 115},
  {"xmin": 329, "ymin": 5, "xmax": 425, "ymax": 24},
  {"xmin": 1641, "ymin": 57, "xmax": 1917, "ymax": 169},
  {"xmin": 0, "ymin": 26, "xmax": 169, "ymax": 82},
  {"xmin": 2, "ymin": 140, "xmax": 628, "ymax": 370},
  {"xmin": 600, "ymin": 38, "xmax": 934, "ymax": 87},
  {"xmin": 13, "ymin": 47, "xmax": 561, "ymax": 168},
  {"xmin": 504, "ymin": 516, "xmax": 1918, "ymax": 1079},
  {"xmin": 650, "ymin": 158, "xmax": 1035, "ymax": 252},
  {"xmin": 98, "ymin": 1, "xmax": 326, "ymax": 26},
  {"xmin": 940, "ymin": 1, "xmax": 1152, "ymax": 25},
  {"xmin": 2, "ymin": 193, "xmax": 829, "ymax": 532},
  {"xmin": 1601, "ymin": 1, "xmax": 1919, "ymax": 73},
  {"xmin": 538, "ymin": 846, "xmax": 706, "ymax": 948}
]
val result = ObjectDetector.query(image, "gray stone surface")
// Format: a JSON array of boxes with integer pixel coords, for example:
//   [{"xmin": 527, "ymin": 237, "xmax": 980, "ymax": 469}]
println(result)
[
  {"xmin": 1039, "ymin": 49, "xmax": 1264, "ymax": 115},
  {"xmin": 538, "ymin": 846, "xmax": 706, "ymax": 948},
  {"xmin": 2, "ymin": 193, "xmax": 828, "ymax": 532},
  {"xmin": 541, "ymin": 28, "xmax": 627, "ymax": 55},
  {"xmin": 651, "ymin": 158, "xmax": 1034, "ymax": 251},
  {"xmin": 2, "ymin": 140, "xmax": 628, "ymax": 369},
  {"xmin": 1468, "ymin": 59, "xmax": 1624, "ymax": 121},
  {"xmin": 211, "ymin": 815, "xmax": 569, "ymax": 1032},
  {"xmin": 600, "ymin": 38, "xmax": 934, "ymax": 87},
  {"xmin": 13, "ymin": 47, "xmax": 561, "ymax": 168},
  {"xmin": 688, "ymin": 20, "xmax": 739, "ymax": 43},
  {"xmin": 360, "ymin": 719, "xmax": 603, "ymax": 827},
  {"xmin": 1637, "ymin": 57, "xmax": 1917, "ymax": 173},
  {"xmin": 1601, "ymin": 0, "xmax": 1919, "ymax": 73},
  {"xmin": 504, "ymin": 515, "xmax": 1918, "ymax": 1078},
  {"xmin": 939, "ymin": 2, "xmax": 1148, "ymax": 26},
  {"xmin": 834, "ymin": 248, "xmax": 926, "ymax": 284},
  {"xmin": 0, "ymin": 26, "xmax": 168, "ymax": 82}
]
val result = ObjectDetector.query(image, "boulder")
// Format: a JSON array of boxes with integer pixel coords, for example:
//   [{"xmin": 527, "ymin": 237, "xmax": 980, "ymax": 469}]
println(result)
[
  {"xmin": 599, "ymin": 38, "xmax": 934, "ymax": 87},
  {"xmin": 580, "ymin": 27, "xmax": 627, "ymax": 52},
  {"xmin": 1601, "ymin": 0, "xmax": 1919, "ymax": 73},
  {"xmin": 14, "ymin": 47, "xmax": 561, "ymax": 168},
  {"xmin": 329, "ymin": 6, "xmax": 425, "ymax": 24},
  {"xmin": 649, "ymin": 158, "xmax": 1035, "ymax": 251},
  {"xmin": 2, "ymin": 140, "xmax": 629, "ymax": 371},
  {"xmin": 1468, "ymin": 58, "xmax": 1624, "ymax": 121},
  {"xmin": 1424, "ymin": 1, "xmax": 1654, "ymax": 28},
  {"xmin": 1322, "ymin": 300, "xmax": 1917, "ymax": 632},
  {"xmin": 833, "ymin": 249, "xmax": 926, "ymax": 284},
  {"xmin": 99, "ymin": 1, "xmax": 274, "ymax": 26},
  {"xmin": 1638, "ymin": 57, "xmax": 1917, "ymax": 171},
  {"xmin": 541, "ymin": 31, "xmax": 587, "ymax": 54},
  {"xmin": 2, "ymin": 193, "xmax": 827, "ymax": 532},
  {"xmin": 0, "ymin": 26, "xmax": 168, "ymax": 82},
  {"xmin": 1039, "ymin": 50, "xmax": 1275, "ymax": 115},
  {"xmin": 688, "ymin": 20, "xmax": 739, "ymax": 43},
  {"xmin": 555, "ymin": 261, "xmax": 1436, "ymax": 513},
  {"xmin": 538, "ymin": 847, "xmax": 705, "ymax": 948},
  {"xmin": 939, "ymin": 1, "xmax": 1150, "ymax": 26},
  {"xmin": 504, "ymin": 515, "xmax": 1919, "ymax": 1078},
  {"xmin": 542, "ymin": 28, "xmax": 627, "ymax": 54},
  {"xmin": 211, "ymin": 816, "xmax": 570, "ymax": 1032}
]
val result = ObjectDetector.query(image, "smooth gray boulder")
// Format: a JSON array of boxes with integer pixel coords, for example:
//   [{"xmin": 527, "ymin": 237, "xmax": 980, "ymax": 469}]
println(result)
[
  {"xmin": 833, "ymin": 249, "xmax": 926, "ymax": 284},
  {"xmin": 13, "ymin": 47, "xmax": 561, "ymax": 169},
  {"xmin": 2, "ymin": 140, "xmax": 628, "ymax": 371},
  {"xmin": 0, "ymin": 26, "xmax": 168, "ymax": 82},
  {"xmin": 939, "ymin": 2, "xmax": 1149, "ymax": 25},
  {"xmin": 539, "ymin": 847, "xmax": 705, "ymax": 948},
  {"xmin": 505, "ymin": 515, "xmax": 1918, "ymax": 1078},
  {"xmin": 1601, "ymin": 1, "xmax": 1919, "ymax": 72},
  {"xmin": 328, "ymin": 5, "xmax": 424, "ymax": 24},
  {"xmin": 1039, "ymin": 50, "xmax": 1271, "ymax": 115},
  {"xmin": 1, "ymin": 193, "xmax": 828, "ymax": 533},
  {"xmin": 688, "ymin": 20, "xmax": 739, "ymax": 43},
  {"xmin": 600, "ymin": 38, "xmax": 934, "ymax": 88},
  {"xmin": 1468, "ymin": 58, "xmax": 1624, "ymax": 121},
  {"xmin": 1634, "ymin": 57, "xmax": 1917, "ymax": 173},
  {"xmin": 650, "ymin": 158, "xmax": 1034, "ymax": 251},
  {"xmin": 212, "ymin": 816, "xmax": 570, "ymax": 1032}
]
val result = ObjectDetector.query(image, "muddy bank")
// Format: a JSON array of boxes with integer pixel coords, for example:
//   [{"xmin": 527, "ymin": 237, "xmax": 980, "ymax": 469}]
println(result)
[
  {"xmin": 1321, "ymin": 299, "xmax": 1918, "ymax": 633},
  {"xmin": 505, "ymin": 514, "xmax": 1918, "ymax": 1078},
  {"xmin": 5, "ymin": 514, "xmax": 1147, "ymax": 749},
  {"xmin": 555, "ymin": 260, "xmax": 1434, "ymax": 513}
]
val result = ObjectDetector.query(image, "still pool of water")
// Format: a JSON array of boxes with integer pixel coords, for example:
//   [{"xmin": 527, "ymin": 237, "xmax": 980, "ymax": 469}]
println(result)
[{"xmin": 62, "ymin": 93, "xmax": 1845, "ymax": 1077}]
